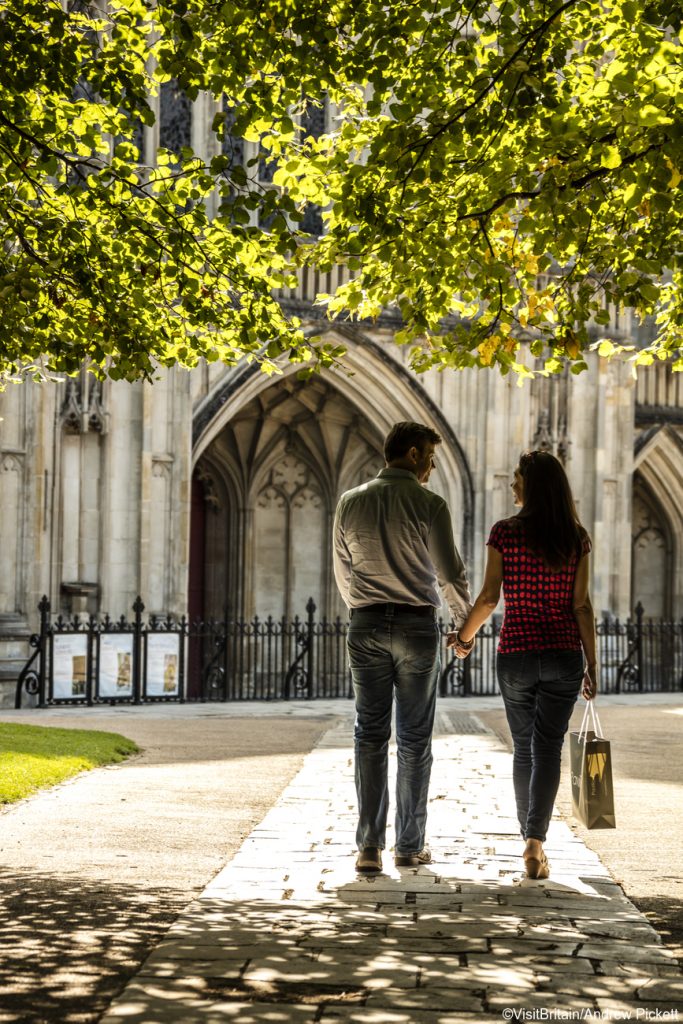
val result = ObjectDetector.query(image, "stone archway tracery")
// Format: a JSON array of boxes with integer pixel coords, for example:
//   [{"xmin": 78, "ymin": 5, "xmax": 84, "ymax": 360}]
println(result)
[
  {"xmin": 190, "ymin": 329, "xmax": 475, "ymax": 623},
  {"xmin": 191, "ymin": 367, "xmax": 389, "ymax": 620},
  {"xmin": 252, "ymin": 452, "xmax": 327, "ymax": 621},
  {"xmin": 193, "ymin": 328, "xmax": 474, "ymax": 549},
  {"xmin": 631, "ymin": 481, "xmax": 671, "ymax": 618}
]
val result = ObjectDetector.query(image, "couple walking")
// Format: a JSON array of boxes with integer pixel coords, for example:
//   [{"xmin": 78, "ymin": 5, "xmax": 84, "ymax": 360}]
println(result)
[{"xmin": 333, "ymin": 421, "xmax": 597, "ymax": 881}]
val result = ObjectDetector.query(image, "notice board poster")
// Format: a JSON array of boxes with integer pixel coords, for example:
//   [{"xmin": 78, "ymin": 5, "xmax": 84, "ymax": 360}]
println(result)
[
  {"xmin": 52, "ymin": 634, "xmax": 89, "ymax": 699},
  {"xmin": 145, "ymin": 633, "xmax": 180, "ymax": 697},
  {"xmin": 99, "ymin": 634, "xmax": 134, "ymax": 698}
]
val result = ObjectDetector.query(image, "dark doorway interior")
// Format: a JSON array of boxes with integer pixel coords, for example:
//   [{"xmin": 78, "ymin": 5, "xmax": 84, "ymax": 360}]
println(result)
[{"xmin": 187, "ymin": 473, "xmax": 206, "ymax": 698}]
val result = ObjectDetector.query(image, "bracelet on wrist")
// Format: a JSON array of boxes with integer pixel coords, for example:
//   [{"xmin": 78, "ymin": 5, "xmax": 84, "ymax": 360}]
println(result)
[{"xmin": 456, "ymin": 632, "xmax": 474, "ymax": 649}]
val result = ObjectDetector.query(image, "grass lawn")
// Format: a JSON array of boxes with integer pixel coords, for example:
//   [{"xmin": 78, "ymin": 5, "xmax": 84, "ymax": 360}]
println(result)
[{"xmin": 0, "ymin": 722, "xmax": 139, "ymax": 804}]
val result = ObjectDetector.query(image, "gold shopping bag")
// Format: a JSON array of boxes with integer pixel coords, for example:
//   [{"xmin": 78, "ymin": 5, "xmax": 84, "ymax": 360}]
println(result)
[{"xmin": 569, "ymin": 700, "xmax": 616, "ymax": 830}]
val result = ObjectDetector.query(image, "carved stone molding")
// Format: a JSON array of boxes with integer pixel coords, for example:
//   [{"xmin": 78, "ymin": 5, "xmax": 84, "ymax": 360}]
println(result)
[
  {"xmin": 1, "ymin": 451, "xmax": 23, "ymax": 472},
  {"xmin": 195, "ymin": 461, "xmax": 220, "ymax": 509},
  {"xmin": 258, "ymin": 454, "xmax": 324, "ymax": 511},
  {"xmin": 291, "ymin": 486, "xmax": 323, "ymax": 510},
  {"xmin": 272, "ymin": 455, "xmax": 307, "ymax": 497},
  {"xmin": 87, "ymin": 378, "xmax": 107, "ymax": 433},
  {"xmin": 59, "ymin": 373, "xmax": 107, "ymax": 434},
  {"xmin": 530, "ymin": 372, "xmax": 571, "ymax": 463},
  {"xmin": 60, "ymin": 378, "xmax": 83, "ymax": 433},
  {"xmin": 256, "ymin": 485, "xmax": 287, "ymax": 510},
  {"xmin": 556, "ymin": 416, "xmax": 570, "ymax": 464},
  {"xmin": 531, "ymin": 410, "xmax": 553, "ymax": 452},
  {"xmin": 356, "ymin": 459, "xmax": 379, "ymax": 487},
  {"xmin": 152, "ymin": 455, "xmax": 174, "ymax": 479},
  {"xmin": 632, "ymin": 489, "xmax": 667, "ymax": 549}
]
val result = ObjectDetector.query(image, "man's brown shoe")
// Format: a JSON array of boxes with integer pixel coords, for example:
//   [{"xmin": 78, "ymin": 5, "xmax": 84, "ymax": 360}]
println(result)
[
  {"xmin": 355, "ymin": 847, "xmax": 383, "ymax": 873},
  {"xmin": 395, "ymin": 847, "xmax": 432, "ymax": 867}
]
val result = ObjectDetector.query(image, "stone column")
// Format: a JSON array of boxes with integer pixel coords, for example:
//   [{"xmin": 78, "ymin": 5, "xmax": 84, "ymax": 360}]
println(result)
[
  {"xmin": 0, "ymin": 383, "xmax": 30, "ymax": 615},
  {"xmin": 572, "ymin": 355, "xmax": 635, "ymax": 617},
  {"xmin": 139, "ymin": 367, "xmax": 192, "ymax": 617},
  {"xmin": 0, "ymin": 379, "xmax": 56, "ymax": 705},
  {"xmin": 99, "ymin": 381, "xmax": 143, "ymax": 617}
]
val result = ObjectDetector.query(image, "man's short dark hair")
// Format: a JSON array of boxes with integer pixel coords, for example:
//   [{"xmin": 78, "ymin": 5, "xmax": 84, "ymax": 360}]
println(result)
[{"xmin": 384, "ymin": 422, "xmax": 442, "ymax": 462}]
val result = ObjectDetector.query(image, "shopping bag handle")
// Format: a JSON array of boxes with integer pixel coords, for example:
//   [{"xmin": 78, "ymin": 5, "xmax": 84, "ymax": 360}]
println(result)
[{"xmin": 578, "ymin": 698, "xmax": 604, "ymax": 743}]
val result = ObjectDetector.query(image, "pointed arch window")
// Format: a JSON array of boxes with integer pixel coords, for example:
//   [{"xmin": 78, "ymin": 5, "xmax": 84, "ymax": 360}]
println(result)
[
  {"xmin": 252, "ymin": 453, "xmax": 326, "ymax": 620},
  {"xmin": 631, "ymin": 480, "xmax": 672, "ymax": 618}
]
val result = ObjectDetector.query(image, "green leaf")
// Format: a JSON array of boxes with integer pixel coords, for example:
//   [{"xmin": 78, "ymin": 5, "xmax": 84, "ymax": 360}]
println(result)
[
  {"xmin": 210, "ymin": 154, "xmax": 229, "ymax": 174},
  {"xmin": 639, "ymin": 282, "xmax": 660, "ymax": 302},
  {"xmin": 637, "ymin": 104, "xmax": 673, "ymax": 127},
  {"xmin": 601, "ymin": 147, "xmax": 622, "ymax": 170}
]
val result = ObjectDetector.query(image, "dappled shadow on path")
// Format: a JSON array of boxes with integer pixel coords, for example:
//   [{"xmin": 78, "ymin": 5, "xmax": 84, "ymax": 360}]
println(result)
[
  {"xmin": 3, "ymin": 868, "xmax": 681, "ymax": 1022},
  {"xmin": 99, "ymin": 877, "xmax": 683, "ymax": 1022},
  {"xmin": 0, "ymin": 870, "xmax": 188, "ymax": 1023}
]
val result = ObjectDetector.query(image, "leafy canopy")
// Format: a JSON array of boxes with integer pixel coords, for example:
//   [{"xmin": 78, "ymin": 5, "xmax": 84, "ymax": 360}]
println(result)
[{"xmin": 0, "ymin": 0, "xmax": 682, "ymax": 382}]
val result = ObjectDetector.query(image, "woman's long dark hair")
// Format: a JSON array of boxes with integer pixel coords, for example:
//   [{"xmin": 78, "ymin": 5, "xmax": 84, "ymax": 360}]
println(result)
[{"xmin": 516, "ymin": 450, "xmax": 586, "ymax": 570}]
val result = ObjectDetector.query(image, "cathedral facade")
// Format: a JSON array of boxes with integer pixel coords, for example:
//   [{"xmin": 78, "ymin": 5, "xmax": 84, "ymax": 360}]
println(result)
[
  {"xmin": 1, "ymin": 86, "xmax": 682, "ymax": 703},
  {"xmin": 1, "ymin": 312, "xmax": 682, "ymax": 704}
]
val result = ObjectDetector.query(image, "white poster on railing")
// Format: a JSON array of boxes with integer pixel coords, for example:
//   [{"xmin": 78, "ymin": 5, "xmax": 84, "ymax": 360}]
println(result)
[
  {"xmin": 146, "ymin": 633, "xmax": 180, "ymax": 697},
  {"xmin": 52, "ymin": 634, "xmax": 89, "ymax": 699},
  {"xmin": 99, "ymin": 634, "xmax": 134, "ymax": 698}
]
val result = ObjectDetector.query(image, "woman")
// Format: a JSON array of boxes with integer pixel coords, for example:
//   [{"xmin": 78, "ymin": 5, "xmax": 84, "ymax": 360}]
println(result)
[{"xmin": 452, "ymin": 450, "xmax": 597, "ymax": 880}]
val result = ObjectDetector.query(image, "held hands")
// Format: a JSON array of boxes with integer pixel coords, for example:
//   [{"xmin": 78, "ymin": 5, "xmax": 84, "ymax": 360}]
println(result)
[
  {"xmin": 582, "ymin": 666, "xmax": 598, "ymax": 701},
  {"xmin": 446, "ymin": 631, "xmax": 475, "ymax": 659}
]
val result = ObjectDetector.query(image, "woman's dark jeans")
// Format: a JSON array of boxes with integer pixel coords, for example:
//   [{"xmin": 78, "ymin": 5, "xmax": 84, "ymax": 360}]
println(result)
[{"xmin": 497, "ymin": 649, "xmax": 583, "ymax": 842}]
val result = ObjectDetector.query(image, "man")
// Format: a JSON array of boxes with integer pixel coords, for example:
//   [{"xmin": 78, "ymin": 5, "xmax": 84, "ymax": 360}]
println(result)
[{"xmin": 333, "ymin": 421, "xmax": 472, "ymax": 873}]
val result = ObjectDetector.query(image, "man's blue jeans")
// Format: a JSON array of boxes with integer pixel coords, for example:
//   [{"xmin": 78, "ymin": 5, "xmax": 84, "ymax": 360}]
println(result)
[
  {"xmin": 347, "ymin": 606, "xmax": 440, "ymax": 855},
  {"xmin": 497, "ymin": 649, "xmax": 583, "ymax": 842}
]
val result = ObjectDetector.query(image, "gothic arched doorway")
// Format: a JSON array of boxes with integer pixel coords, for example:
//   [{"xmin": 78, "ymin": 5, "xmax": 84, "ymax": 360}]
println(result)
[
  {"xmin": 190, "ymin": 329, "xmax": 475, "ymax": 636},
  {"xmin": 632, "ymin": 424, "xmax": 683, "ymax": 620},
  {"xmin": 190, "ymin": 375, "xmax": 384, "ymax": 624},
  {"xmin": 631, "ymin": 476, "xmax": 674, "ymax": 619}
]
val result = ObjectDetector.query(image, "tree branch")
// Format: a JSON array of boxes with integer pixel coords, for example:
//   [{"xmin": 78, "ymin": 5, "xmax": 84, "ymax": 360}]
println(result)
[
  {"xmin": 405, "ymin": 0, "xmax": 583, "ymax": 160},
  {"xmin": 457, "ymin": 142, "xmax": 663, "ymax": 223}
]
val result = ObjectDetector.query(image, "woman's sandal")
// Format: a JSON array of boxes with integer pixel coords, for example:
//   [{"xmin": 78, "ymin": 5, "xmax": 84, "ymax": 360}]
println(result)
[{"xmin": 524, "ymin": 851, "xmax": 550, "ymax": 880}]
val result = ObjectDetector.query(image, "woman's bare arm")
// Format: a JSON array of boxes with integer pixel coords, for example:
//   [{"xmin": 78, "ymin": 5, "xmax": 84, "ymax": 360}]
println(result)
[{"xmin": 449, "ymin": 546, "xmax": 503, "ymax": 647}]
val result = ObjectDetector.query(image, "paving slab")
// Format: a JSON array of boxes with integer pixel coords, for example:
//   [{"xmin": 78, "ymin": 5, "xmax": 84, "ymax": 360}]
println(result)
[
  {"xmin": 365, "ymin": 987, "xmax": 484, "ymax": 1012},
  {"xmin": 318, "ymin": 1010, "xmax": 503, "ymax": 1024},
  {"xmin": 101, "ymin": 709, "xmax": 682, "ymax": 1021}
]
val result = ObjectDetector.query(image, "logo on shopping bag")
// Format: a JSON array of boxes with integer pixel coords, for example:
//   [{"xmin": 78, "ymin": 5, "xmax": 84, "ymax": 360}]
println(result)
[
  {"xmin": 587, "ymin": 751, "xmax": 608, "ymax": 797},
  {"xmin": 587, "ymin": 751, "xmax": 607, "ymax": 781}
]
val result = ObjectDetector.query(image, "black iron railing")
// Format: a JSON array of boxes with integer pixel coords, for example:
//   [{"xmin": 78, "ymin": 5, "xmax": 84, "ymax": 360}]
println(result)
[{"xmin": 14, "ymin": 598, "xmax": 683, "ymax": 708}]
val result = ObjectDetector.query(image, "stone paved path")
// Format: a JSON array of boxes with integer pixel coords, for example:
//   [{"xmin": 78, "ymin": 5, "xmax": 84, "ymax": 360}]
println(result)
[{"xmin": 101, "ymin": 710, "xmax": 683, "ymax": 1023}]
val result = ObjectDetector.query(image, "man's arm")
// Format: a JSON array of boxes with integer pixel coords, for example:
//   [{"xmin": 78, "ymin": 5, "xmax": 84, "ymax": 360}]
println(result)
[
  {"xmin": 427, "ymin": 501, "xmax": 472, "ymax": 627},
  {"xmin": 332, "ymin": 503, "xmax": 352, "ymax": 607}
]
